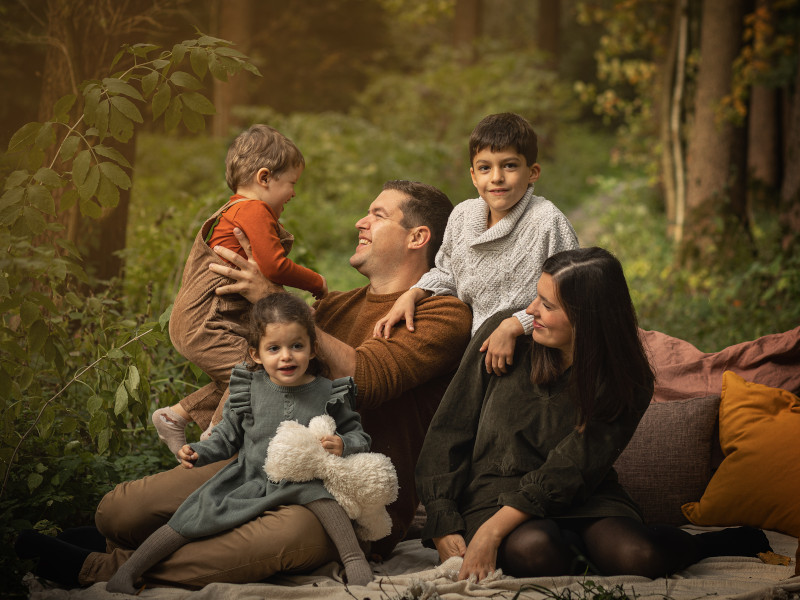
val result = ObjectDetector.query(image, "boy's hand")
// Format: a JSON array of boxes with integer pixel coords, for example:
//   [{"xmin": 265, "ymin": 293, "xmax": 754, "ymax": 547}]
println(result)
[
  {"xmin": 320, "ymin": 434, "xmax": 343, "ymax": 457},
  {"xmin": 177, "ymin": 444, "xmax": 199, "ymax": 468},
  {"xmin": 480, "ymin": 317, "xmax": 524, "ymax": 375},
  {"xmin": 210, "ymin": 228, "xmax": 283, "ymax": 302},
  {"xmin": 373, "ymin": 288, "xmax": 429, "ymax": 338},
  {"xmin": 313, "ymin": 276, "xmax": 328, "ymax": 300}
]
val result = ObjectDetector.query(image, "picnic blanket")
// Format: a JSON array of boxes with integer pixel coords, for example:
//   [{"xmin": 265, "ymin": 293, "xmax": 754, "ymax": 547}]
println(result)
[{"xmin": 25, "ymin": 527, "xmax": 799, "ymax": 600}]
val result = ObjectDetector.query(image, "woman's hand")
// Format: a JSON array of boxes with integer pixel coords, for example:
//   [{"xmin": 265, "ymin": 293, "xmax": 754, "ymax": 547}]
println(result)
[
  {"xmin": 433, "ymin": 533, "xmax": 467, "ymax": 563},
  {"xmin": 457, "ymin": 526, "xmax": 502, "ymax": 582},
  {"xmin": 209, "ymin": 228, "xmax": 283, "ymax": 303},
  {"xmin": 373, "ymin": 288, "xmax": 430, "ymax": 338},
  {"xmin": 177, "ymin": 444, "xmax": 199, "ymax": 469},
  {"xmin": 320, "ymin": 434, "xmax": 343, "ymax": 457},
  {"xmin": 479, "ymin": 316, "xmax": 524, "ymax": 375}
]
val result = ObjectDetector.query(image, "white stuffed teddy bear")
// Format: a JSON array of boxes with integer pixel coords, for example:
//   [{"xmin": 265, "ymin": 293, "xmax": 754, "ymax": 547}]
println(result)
[{"xmin": 264, "ymin": 415, "xmax": 399, "ymax": 541}]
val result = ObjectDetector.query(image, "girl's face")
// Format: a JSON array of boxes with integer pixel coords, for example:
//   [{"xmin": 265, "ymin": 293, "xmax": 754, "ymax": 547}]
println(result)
[
  {"xmin": 249, "ymin": 321, "xmax": 315, "ymax": 387},
  {"xmin": 526, "ymin": 273, "xmax": 574, "ymax": 363}
]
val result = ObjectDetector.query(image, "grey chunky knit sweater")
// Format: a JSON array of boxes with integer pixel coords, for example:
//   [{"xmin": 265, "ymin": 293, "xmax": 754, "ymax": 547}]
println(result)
[{"xmin": 413, "ymin": 186, "xmax": 579, "ymax": 336}]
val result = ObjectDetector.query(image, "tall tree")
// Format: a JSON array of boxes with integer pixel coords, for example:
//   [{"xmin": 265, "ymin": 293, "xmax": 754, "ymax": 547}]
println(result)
[
  {"xmin": 211, "ymin": 0, "xmax": 253, "ymax": 138},
  {"xmin": 779, "ymin": 41, "xmax": 800, "ymax": 253},
  {"xmin": 681, "ymin": 0, "xmax": 749, "ymax": 266},
  {"xmin": 536, "ymin": 0, "xmax": 560, "ymax": 66},
  {"xmin": 453, "ymin": 0, "xmax": 481, "ymax": 63}
]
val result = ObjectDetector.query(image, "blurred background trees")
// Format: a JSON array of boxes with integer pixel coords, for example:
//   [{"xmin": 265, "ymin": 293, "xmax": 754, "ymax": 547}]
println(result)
[{"xmin": 1, "ymin": 1, "xmax": 799, "ymax": 596}]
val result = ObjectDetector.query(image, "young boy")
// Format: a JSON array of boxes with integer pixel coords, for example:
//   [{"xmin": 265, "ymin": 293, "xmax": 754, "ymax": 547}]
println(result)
[
  {"xmin": 154, "ymin": 124, "xmax": 327, "ymax": 456},
  {"xmin": 374, "ymin": 113, "xmax": 578, "ymax": 375}
]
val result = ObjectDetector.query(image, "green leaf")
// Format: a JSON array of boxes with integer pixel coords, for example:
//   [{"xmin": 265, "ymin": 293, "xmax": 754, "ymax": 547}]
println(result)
[
  {"xmin": 164, "ymin": 96, "xmax": 182, "ymax": 132},
  {"xmin": 28, "ymin": 320, "xmax": 48, "ymax": 353},
  {"xmin": 180, "ymin": 92, "xmax": 216, "ymax": 115},
  {"xmin": 53, "ymin": 94, "xmax": 76, "ymax": 122},
  {"xmin": 158, "ymin": 304, "xmax": 173, "ymax": 330},
  {"xmin": 98, "ymin": 428, "xmax": 110, "ymax": 454},
  {"xmin": 96, "ymin": 172, "xmax": 120, "ymax": 208},
  {"xmin": 59, "ymin": 135, "xmax": 81, "ymax": 162},
  {"xmin": 95, "ymin": 99, "xmax": 110, "ymax": 140},
  {"xmin": 64, "ymin": 291, "xmax": 82, "ymax": 307},
  {"xmin": 141, "ymin": 70, "xmax": 159, "ymax": 98},
  {"xmin": 152, "ymin": 84, "xmax": 171, "ymax": 120},
  {"xmin": 83, "ymin": 85, "xmax": 102, "ymax": 125},
  {"xmin": 23, "ymin": 206, "xmax": 47, "ymax": 235},
  {"xmin": 33, "ymin": 167, "xmax": 62, "ymax": 188},
  {"xmin": 34, "ymin": 122, "xmax": 56, "ymax": 150},
  {"xmin": 109, "ymin": 95, "xmax": 144, "ymax": 123},
  {"xmin": 208, "ymin": 54, "xmax": 228, "ymax": 82},
  {"xmin": 87, "ymin": 394, "xmax": 103, "ymax": 414},
  {"xmin": 169, "ymin": 71, "xmax": 202, "ymax": 90},
  {"xmin": 127, "ymin": 365, "xmax": 140, "ymax": 391},
  {"xmin": 78, "ymin": 165, "xmax": 100, "ymax": 201},
  {"xmin": 8, "ymin": 122, "xmax": 42, "ymax": 152},
  {"xmin": 103, "ymin": 78, "xmax": 144, "ymax": 101},
  {"xmin": 5, "ymin": 170, "xmax": 29, "ymax": 189},
  {"xmin": 72, "ymin": 149, "xmax": 91, "ymax": 186},
  {"xmin": 60, "ymin": 189, "xmax": 78, "ymax": 212},
  {"xmin": 26, "ymin": 185, "xmax": 56, "ymax": 215},
  {"xmin": 181, "ymin": 106, "xmax": 205, "ymax": 133},
  {"xmin": 108, "ymin": 105, "xmax": 134, "ymax": 143},
  {"xmin": 93, "ymin": 144, "xmax": 131, "ymax": 168},
  {"xmin": 197, "ymin": 35, "xmax": 229, "ymax": 47},
  {"xmin": 27, "ymin": 472, "xmax": 44, "ymax": 493},
  {"xmin": 214, "ymin": 46, "xmax": 247, "ymax": 59},
  {"xmin": 79, "ymin": 197, "xmax": 102, "ymax": 218},
  {"xmin": 0, "ymin": 186, "xmax": 25, "ymax": 211},
  {"xmin": 98, "ymin": 161, "xmax": 131, "ymax": 189},
  {"xmin": 242, "ymin": 62, "xmax": 262, "ymax": 77},
  {"xmin": 17, "ymin": 366, "xmax": 34, "ymax": 391},
  {"xmin": 20, "ymin": 300, "xmax": 39, "ymax": 326},
  {"xmin": 190, "ymin": 47, "xmax": 208, "ymax": 79},
  {"xmin": 171, "ymin": 43, "xmax": 188, "ymax": 65},
  {"xmin": 88, "ymin": 410, "xmax": 108, "ymax": 439},
  {"xmin": 114, "ymin": 383, "xmax": 128, "ymax": 415},
  {"xmin": 107, "ymin": 347, "xmax": 124, "ymax": 359},
  {"xmin": 152, "ymin": 58, "xmax": 170, "ymax": 70}
]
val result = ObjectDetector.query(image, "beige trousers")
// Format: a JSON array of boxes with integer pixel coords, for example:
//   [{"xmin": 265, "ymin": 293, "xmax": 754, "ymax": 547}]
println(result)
[{"xmin": 85, "ymin": 460, "xmax": 337, "ymax": 589}]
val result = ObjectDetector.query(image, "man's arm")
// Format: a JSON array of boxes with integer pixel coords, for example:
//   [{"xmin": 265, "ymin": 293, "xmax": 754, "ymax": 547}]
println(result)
[
  {"xmin": 316, "ymin": 327, "xmax": 357, "ymax": 380},
  {"xmin": 209, "ymin": 228, "xmax": 283, "ymax": 303}
]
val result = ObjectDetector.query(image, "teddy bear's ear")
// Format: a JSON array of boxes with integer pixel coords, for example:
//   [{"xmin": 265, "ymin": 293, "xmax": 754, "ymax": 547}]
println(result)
[{"xmin": 308, "ymin": 414, "xmax": 336, "ymax": 437}]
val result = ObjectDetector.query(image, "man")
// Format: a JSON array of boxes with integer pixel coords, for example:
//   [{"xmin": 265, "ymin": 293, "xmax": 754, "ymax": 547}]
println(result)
[{"xmin": 17, "ymin": 181, "xmax": 471, "ymax": 589}]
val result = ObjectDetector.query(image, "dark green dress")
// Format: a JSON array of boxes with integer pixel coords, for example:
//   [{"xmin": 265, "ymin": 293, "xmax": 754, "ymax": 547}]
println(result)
[
  {"xmin": 416, "ymin": 311, "xmax": 652, "ymax": 545},
  {"xmin": 169, "ymin": 364, "xmax": 370, "ymax": 538}
]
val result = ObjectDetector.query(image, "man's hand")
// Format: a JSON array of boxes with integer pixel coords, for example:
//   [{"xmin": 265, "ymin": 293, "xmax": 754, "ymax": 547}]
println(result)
[
  {"xmin": 209, "ymin": 227, "xmax": 282, "ymax": 303},
  {"xmin": 479, "ymin": 317, "xmax": 524, "ymax": 376},
  {"xmin": 433, "ymin": 533, "xmax": 467, "ymax": 564}
]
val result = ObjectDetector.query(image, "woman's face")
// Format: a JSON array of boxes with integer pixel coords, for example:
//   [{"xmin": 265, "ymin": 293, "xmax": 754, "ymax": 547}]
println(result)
[{"xmin": 526, "ymin": 273, "xmax": 574, "ymax": 362}]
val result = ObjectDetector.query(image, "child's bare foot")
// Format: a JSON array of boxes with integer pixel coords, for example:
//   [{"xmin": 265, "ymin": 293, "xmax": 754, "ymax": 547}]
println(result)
[{"xmin": 151, "ymin": 407, "xmax": 188, "ymax": 457}]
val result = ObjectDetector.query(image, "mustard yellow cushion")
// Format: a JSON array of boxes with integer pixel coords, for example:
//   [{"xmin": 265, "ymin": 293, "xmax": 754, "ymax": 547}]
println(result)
[{"xmin": 681, "ymin": 371, "xmax": 800, "ymax": 536}]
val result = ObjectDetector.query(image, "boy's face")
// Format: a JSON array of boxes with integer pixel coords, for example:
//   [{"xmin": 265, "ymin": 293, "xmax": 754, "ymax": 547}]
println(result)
[
  {"xmin": 470, "ymin": 146, "xmax": 540, "ymax": 227},
  {"xmin": 261, "ymin": 164, "xmax": 304, "ymax": 218}
]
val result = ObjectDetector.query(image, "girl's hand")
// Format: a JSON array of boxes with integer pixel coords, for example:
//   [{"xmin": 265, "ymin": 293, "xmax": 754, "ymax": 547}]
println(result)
[
  {"xmin": 433, "ymin": 533, "xmax": 467, "ymax": 563},
  {"xmin": 372, "ymin": 288, "xmax": 429, "ymax": 338},
  {"xmin": 457, "ymin": 526, "xmax": 501, "ymax": 582},
  {"xmin": 320, "ymin": 434, "xmax": 343, "ymax": 457},
  {"xmin": 177, "ymin": 444, "xmax": 199, "ymax": 468},
  {"xmin": 479, "ymin": 317, "xmax": 524, "ymax": 375}
]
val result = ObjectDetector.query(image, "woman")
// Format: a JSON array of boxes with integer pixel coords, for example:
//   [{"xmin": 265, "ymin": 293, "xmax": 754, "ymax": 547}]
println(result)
[{"xmin": 416, "ymin": 247, "xmax": 769, "ymax": 582}]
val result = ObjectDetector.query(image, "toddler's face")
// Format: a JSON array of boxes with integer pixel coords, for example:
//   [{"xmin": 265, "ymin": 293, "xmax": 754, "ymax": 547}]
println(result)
[
  {"xmin": 263, "ymin": 165, "xmax": 304, "ymax": 218},
  {"xmin": 249, "ymin": 321, "xmax": 315, "ymax": 387},
  {"xmin": 470, "ymin": 146, "xmax": 539, "ymax": 227}
]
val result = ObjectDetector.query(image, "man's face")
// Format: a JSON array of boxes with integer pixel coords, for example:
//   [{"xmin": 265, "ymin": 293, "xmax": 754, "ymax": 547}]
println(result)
[{"xmin": 349, "ymin": 189, "xmax": 411, "ymax": 278}]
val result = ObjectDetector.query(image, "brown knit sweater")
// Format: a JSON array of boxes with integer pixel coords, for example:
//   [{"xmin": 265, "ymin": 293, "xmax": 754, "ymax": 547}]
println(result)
[{"xmin": 314, "ymin": 286, "xmax": 471, "ymax": 557}]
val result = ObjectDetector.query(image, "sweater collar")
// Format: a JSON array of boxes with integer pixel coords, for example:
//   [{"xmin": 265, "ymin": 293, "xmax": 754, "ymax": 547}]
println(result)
[{"xmin": 469, "ymin": 186, "xmax": 535, "ymax": 246}]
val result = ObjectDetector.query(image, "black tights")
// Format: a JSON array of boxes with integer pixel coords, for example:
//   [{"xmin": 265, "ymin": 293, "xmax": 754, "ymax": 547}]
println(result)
[{"xmin": 497, "ymin": 517, "xmax": 760, "ymax": 579}]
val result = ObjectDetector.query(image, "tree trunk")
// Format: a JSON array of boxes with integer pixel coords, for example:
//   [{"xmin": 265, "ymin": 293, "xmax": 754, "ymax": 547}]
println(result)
[
  {"xmin": 681, "ymin": 0, "xmax": 749, "ymax": 267},
  {"xmin": 536, "ymin": 0, "xmax": 560, "ymax": 67},
  {"xmin": 212, "ymin": 0, "xmax": 253, "ymax": 138},
  {"xmin": 453, "ymin": 0, "xmax": 481, "ymax": 64},
  {"xmin": 779, "ymin": 42, "xmax": 800, "ymax": 254}
]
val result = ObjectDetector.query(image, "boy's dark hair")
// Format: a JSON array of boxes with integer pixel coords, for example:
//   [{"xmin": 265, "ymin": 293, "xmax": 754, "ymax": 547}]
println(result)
[
  {"xmin": 469, "ymin": 113, "xmax": 538, "ymax": 166},
  {"xmin": 246, "ymin": 292, "xmax": 329, "ymax": 378},
  {"xmin": 225, "ymin": 124, "xmax": 305, "ymax": 192},
  {"xmin": 529, "ymin": 247, "xmax": 654, "ymax": 430},
  {"xmin": 383, "ymin": 180, "xmax": 453, "ymax": 269}
]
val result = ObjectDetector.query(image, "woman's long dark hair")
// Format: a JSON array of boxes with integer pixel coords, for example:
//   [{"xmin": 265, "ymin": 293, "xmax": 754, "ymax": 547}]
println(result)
[
  {"xmin": 530, "ymin": 247, "xmax": 654, "ymax": 429},
  {"xmin": 246, "ymin": 292, "xmax": 330, "ymax": 378}
]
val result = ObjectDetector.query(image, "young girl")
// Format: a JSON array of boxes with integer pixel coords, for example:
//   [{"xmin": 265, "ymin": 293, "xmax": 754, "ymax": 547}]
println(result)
[
  {"xmin": 154, "ymin": 124, "xmax": 327, "ymax": 456},
  {"xmin": 416, "ymin": 247, "xmax": 770, "ymax": 582},
  {"xmin": 107, "ymin": 293, "xmax": 373, "ymax": 593}
]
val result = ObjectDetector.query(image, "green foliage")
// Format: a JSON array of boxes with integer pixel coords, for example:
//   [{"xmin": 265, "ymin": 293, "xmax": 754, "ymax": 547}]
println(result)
[{"xmin": 0, "ymin": 33, "xmax": 259, "ymax": 596}]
